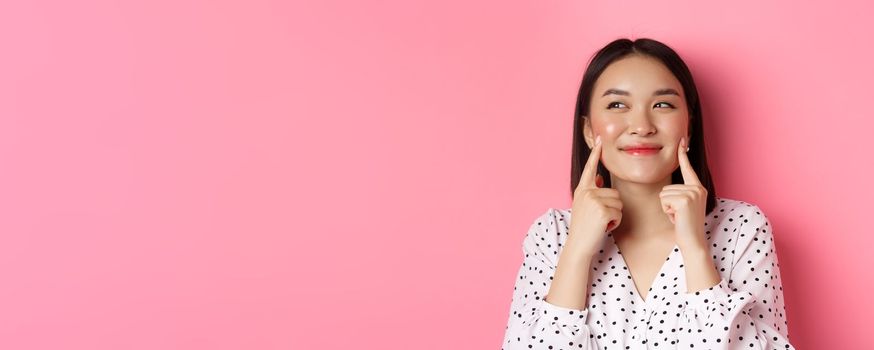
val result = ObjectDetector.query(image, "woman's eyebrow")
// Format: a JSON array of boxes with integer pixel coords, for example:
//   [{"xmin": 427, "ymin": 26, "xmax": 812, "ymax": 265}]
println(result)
[{"xmin": 601, "ymin": 88, "xmax": 680, "ymax": 97}]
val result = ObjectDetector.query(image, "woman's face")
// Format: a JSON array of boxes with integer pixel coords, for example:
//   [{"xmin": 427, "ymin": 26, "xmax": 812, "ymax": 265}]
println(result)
[{"xmin": 584, "ymin": 54, "xmax": 690, "ymax": 185}]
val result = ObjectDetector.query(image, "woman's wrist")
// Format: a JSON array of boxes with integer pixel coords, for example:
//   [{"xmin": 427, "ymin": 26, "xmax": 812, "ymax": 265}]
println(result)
[
  {"xmin": 680, "ymin": 247, "xmax": 722, "ymax": 293},
  {"xmin": 564, "ymin": 233, "xmax": 602, "ymax": 262}
]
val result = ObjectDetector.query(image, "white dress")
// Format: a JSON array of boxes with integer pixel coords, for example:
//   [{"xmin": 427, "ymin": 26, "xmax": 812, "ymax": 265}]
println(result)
[{"xmin": 501, "ymin": 197, "xmax": 794, "ymax": 349}]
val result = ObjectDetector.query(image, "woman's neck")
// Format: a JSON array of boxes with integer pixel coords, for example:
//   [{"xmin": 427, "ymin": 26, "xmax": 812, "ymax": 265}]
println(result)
[{"xmin": 609, "ymin": 174, "xmax": 675, "ymax": 239}]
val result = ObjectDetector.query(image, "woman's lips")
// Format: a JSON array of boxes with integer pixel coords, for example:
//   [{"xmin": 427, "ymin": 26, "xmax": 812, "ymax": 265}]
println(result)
[{"xmin": 621, "ymin": 147, "xmax": 661, "ymax": 156}]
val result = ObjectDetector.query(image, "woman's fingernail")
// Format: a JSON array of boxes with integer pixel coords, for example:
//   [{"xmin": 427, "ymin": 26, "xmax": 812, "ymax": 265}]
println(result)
[{"xmin": 596, "ymin": 135, "xmax": 601, "ymax": 145}]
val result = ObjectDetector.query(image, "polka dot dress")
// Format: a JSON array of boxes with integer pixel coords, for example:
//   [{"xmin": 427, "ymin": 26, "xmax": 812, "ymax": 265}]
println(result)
[{"xmin": 501, "ymin": 197, "xmax": 794, "ymax": 349}]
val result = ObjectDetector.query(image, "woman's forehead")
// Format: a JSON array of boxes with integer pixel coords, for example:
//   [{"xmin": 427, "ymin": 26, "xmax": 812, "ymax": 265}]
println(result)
[{"xmin": 594, "ymin": 56, "xmax": 683, "ymax": 96}]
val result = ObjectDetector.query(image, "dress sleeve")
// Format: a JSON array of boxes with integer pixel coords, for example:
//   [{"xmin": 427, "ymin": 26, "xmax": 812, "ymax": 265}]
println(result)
[
  {"xmin": 501, "ymin": 209, "xmax": 598, "ymax": 350},
  {"xmin": 677, "ymin": 205, "xmax": 795, "ymax": 349}
]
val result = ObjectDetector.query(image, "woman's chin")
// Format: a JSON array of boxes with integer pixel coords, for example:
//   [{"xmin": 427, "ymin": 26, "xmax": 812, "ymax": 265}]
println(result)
[{"xmin": 609, "ymin": 170, "xmax": 672, "ymax": 185}]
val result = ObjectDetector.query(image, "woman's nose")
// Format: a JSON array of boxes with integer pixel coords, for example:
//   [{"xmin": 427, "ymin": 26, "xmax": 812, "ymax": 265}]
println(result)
[{"xmin": 628, "ymin": 111, "xmax": 656, "ymax": 135}]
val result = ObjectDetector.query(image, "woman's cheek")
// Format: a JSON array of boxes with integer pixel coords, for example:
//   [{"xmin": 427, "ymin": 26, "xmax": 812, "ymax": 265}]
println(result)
[{"xmin": 601, "ymin": 125, "xmax": 620, "ymax": 171}]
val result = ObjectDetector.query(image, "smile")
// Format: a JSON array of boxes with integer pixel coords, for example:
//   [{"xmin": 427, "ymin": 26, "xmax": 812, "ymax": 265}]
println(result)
[{"xmin": 621, "ymin": 148, "xmax": 661, "ymax": 156}]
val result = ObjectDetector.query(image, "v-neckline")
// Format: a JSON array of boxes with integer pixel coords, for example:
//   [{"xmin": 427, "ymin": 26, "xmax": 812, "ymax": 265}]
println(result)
[{"xmin": 608, "ymin": 232, "xmax": 678, "ymax": 306}]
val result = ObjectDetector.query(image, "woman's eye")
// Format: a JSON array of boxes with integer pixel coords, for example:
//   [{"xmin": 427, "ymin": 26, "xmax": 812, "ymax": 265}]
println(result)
[{"xmin": 608, "ymin": 102, "xmax": 674, "ymax": 109}]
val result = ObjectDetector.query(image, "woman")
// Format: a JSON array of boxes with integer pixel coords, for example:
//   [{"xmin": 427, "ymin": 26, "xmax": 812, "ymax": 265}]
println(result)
[{"xmin": 501, "ymin": 38, "xmax": 795, "ymax": 349}]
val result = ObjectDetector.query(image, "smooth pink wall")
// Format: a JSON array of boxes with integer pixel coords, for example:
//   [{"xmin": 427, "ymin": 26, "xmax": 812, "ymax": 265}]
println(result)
[{"xmin": 1, "ymin": 0, "xmax": 870, "ymax": 349}]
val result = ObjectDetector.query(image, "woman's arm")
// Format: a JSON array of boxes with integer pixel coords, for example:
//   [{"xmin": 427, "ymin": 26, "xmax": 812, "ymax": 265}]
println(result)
[
  {"xmin": 501, "ymin": 209, "xmax": 599, "ymax": 350},
  {"xmin": 676, "ymin": 205, "xmax": 795, "ymax": 349}
]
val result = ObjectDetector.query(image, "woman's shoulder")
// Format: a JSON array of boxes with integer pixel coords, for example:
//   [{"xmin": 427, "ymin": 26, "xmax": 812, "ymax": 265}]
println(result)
[
  {"xmin": 524, "ymin": 207, "xmax": 573, "ymax": 246},
  {"xmin": 706, "ymin": 196, "xmax": 774, "ymax": 252},
  {"xmin": 709, "ymin": 196, "xmax": 769, "ymax": 223},
  {"xmin": 529, "ymin": 207, "xmax": 572, "ymax": 233}
]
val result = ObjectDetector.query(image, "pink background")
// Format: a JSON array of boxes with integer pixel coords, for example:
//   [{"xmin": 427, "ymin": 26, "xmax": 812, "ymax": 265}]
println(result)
[{"xmin": 1, "ymin": 0, "xmax": 871, "ymax": 349}]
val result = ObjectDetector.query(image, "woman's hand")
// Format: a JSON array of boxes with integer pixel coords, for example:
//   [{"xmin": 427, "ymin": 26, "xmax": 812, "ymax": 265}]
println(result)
[
  {"xmin": 567, "ymin": 135, "xmax": 623, "ymax": 257},
  {"xmin": 659, "ymin": 136, "xmax": 708, "ymax": 253}
]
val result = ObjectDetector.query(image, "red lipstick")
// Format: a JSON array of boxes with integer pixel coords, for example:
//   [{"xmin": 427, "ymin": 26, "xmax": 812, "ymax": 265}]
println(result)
[{"xmin": 620, "ymin": 143, "xmax": 662, "ymax": 156}]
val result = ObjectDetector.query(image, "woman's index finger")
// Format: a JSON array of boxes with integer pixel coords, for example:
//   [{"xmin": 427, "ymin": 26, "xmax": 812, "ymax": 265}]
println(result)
[
  {"xmin": 678, "ymin": 137, "xmax": 702, "ymax": 186},
  {"xmin": 580, "ymin": 136, "xmax": 603, "ymax": 189}
]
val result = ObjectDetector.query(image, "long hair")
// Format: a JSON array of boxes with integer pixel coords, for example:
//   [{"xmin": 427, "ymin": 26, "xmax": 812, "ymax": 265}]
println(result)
[{"xmin": 570, "ymin": 38, "xmax": 717, "ymax": 215}]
